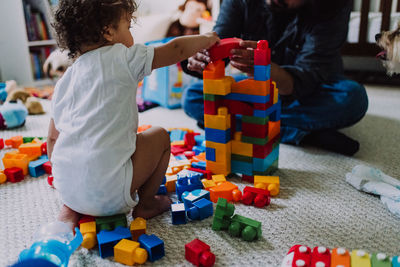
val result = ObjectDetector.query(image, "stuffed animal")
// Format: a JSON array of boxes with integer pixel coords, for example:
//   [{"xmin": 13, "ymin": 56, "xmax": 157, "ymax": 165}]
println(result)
[
  {"xmin": 0, "ymin": 81, "xmax": 28, "ymax": 129},
  {"xmin": 5, "ymin": 81, "xmax": 44, "ymax": 115},
  {"xmin": 43, "ymin": 49, "xmax": 72, "ymax": 79}
]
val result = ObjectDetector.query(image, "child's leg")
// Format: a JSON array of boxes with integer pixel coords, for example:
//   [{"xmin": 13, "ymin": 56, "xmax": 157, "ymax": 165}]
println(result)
[
  {"xmin": 58, "ymin": 204, "xmax": 81, "ymax": 230},
  {"xmin": 130, "ymin": 126, "xmax": 172, "ymax": 219}
]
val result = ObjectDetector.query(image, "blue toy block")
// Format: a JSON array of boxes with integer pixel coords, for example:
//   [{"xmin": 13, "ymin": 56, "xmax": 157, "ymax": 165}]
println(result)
[
  {"xmin": 392, "ymin": 256, "xmax": 400, "ymax": 267},
  {"xmin": 192, "ymin": 146, "xmax": 205, "ymax": 155},
  {"xmin": 171, "ymin": 202, "xmax": 187, "ymax": 225},
  {"xmin": 157, "ymin": 185, "xmax": 167, "ymax": 195},
  {"xmin": 162, "ymin": 176, "xmax": 166, "ymax": 184},
  {"xmin": 182, "ymin": 189, "xmax": 210, "ymax": 210},
  {"xmin": 170, "ymin": 129, "xmax": 186, "ymax": 142},
  {"xmin": 270, "ymin": 100, "xmax": 281, "ymax": 122},
  {"xmin": 97, "ymin": 227, "xmax": 131, "ymax": 258},
  {"xmin": 28, "ymin": 158, "xmax": 48, "ymax": 177},
  {"xmin": 176, "ymin": 172, "xmax": 203, "ymax": 200},
  {"xmin": 39, "ymin": 155, "xmax": 49, "ymax": 160},
  {"xmin": 204, "ymin": 128, "xmax": 231, "ymax": 144},
  {"xmin": 195, "ymin": 135, "xmax": 205, "ymax": 146},
  {"xmin": 231, "ymin": 160, "xmax": 253, "ymax": 176},
  {"xmin": 191, "ymin": 161, "xmax": 206, "ymax": 170},
  {"xmin": 187, "ymin": 198, "xmax": 214, "ymax": 220},
  {"xmin": 254, "ymin": 65, "xmax": 270, "ymax": 81},
  {"xmin": 225, "ymin": 93, "xmax": 270, "ymax": 104},
  {"xmin": 205, "ymin": 147, "xmax": 216, "ymax": 161},
  {"xmin": 175, "ymin": 154, "xmax": 187, "ymax": 161},
  {"xmin": 253, "ymin": 146, "xmax": 279, "ymax": 172},
  {"xmin": 138, "ymin": 234, "xmax": 165, "ymax": 262}
]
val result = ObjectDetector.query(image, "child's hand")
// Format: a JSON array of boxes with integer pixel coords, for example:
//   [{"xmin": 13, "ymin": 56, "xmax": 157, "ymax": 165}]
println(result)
[{"xmin": 202, "ymin": 32, "xmax": 220, "ymax": 49}]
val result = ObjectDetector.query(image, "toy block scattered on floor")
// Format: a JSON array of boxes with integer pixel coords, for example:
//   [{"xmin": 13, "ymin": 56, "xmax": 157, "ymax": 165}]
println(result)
[
  {"xmin": 281, "ymin": 245, "xmax": 312, "ymax": 267},
  {"xmin": 0, "ymin": 138, "xmax": 4, "ymax": 149},
  {"xmin": 371, "ymin": 253, "xmax": 391, "ymax": 267},
  {"xmin": 80, "ymin": 221, "xmax": 97, "ymax": 249},
  {"xmin": 392, "ymin": 256, "xmax": 400, "ymax": 267},
  {"xmin": 18, "ymin": 142, "xmax": 42, "ymax": 159},
  {"xmin": 254, "ymin": 175, "xmax": 280, "ymax": 196},
  {"xmin": 241, "ymin": 186, "xmax": 270, "ymax": 208},
  {"xmin": 43, "ymin": 161, "xmax": 52, "ymax": 174},
  {"xmin": 331, "ymin": 248, "xmax": 350, "ymax": 267},
  {"xmin": 2, "ymin": 152, "xmax": 29, "ymax": 175},
  {"xmin": 311, "ymin": 246, "xmax": 331, "ymax": 267},
  {"xmin": 130, "ymin": 217, "xmax": 146, "ymax": 241},
  {"xmin": 47, "ymin": 175, "xmax": 54, "ymax": 188},
  {"xmin": 0, "ymin": 170, "xmax": 6, "ymax": 184},
  {"xmin": 97, "ymin": 226, "xmax": 132, "ymax": 258},
  {"xmin": 351, "ymin": 250, "xmax": 371, "ymax": 267},
  {"xmin": 212, "ymin": 198, "xmax": 235, "ymax": 231},
  {"xmin": 228, "ymin": 214, "xmax": 262, "ymax": 242},
  {"xmin": 185, "ymin": 239, "xmax": 215, "ymax": 267},
  {"xmin": 5, "ymin": 136, "xmax": 23, "ymax": 148},
  {"xmin": 96, "ymin": 214, "xmax": 127, "ymax": 232},
  {"xmin": 114, "ymin": 239, "xmax": 148, "ymax": 265},
  {"xmin": 187, "ymin": 198, "xmax": 213, "ymax": 220},
  {"xmin": 175, "ymin": 172, "xmax": 203, "ymax": 201},
  {"xmin": 171, "ymin": 202, "xmax": 187, "ymax": 225},
  {"xmin": 138, "ymin": 234, "xmax": 165, "ymax": 262},
  {"xmin": 28, "ymin": 158, "xmax": 47, "ymax": 177},
  {"xmin": 4, "ymin": 167, "xmax": 24, "ymax": 183},
  {"xmin": 182, "ymin": 189, "xmax": 210, "ymax": 210},
  {"xmin": 208, "ymin": 181, "xmax": 242, "ymax": 203}
]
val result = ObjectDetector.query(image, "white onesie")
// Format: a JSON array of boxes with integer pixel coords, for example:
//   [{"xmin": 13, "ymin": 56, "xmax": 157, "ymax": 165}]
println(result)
[{"xmin": 51, "ymin": 44, "xmax": 154, "ymax": 216}]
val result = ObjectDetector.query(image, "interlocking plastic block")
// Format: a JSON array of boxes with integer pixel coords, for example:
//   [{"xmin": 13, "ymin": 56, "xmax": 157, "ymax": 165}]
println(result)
[
  {"xmin": 212, "ymin": 198, "xmax": 235, "ymax": 231},
  {"xmin": 97, "ymin": 227, "xmax": 132, "ymax": 258},
  {"xmin": 4, "ymin": 167, "xmax": 24, "ymax": 183},
  {"xmin": 281, "ymin": 245, "xmax": 312, "ymax": 267},
  {"xmin": 371, "ymin": 253, "xmax": 391, "ymax": 267},
  {"xmin": 176, "ymin": 172, "xmax": 204, "ymax": 200},
  {"xmin": 204, "ymin": 107, "xmax": 231, "ymax": 131},
  {"xmin": 138, "ymin": 234, "xmax": 165, "ymax": 262},
  {"xmin": 182, "ymin": 189, "xmax": 210, "ymax": 209},
  {"xmin": 205, "ymin": 128, "xmax": 231, "ymax": 144},
  {"xmin": 209, "ymin": 181, "xmax": 242, "ymax": 203},
  {"xmin": 351, "ymin": 250, "xmax": 371, "ymax": 267},
  {"xmin": 80, "ymin": 221, "xmax": 97, "ymax": 249},
  {"xmin": 39, "ymin": 154, "xmax": 48, "ymax": 160},
  {"xmin": 311, "ymin": 246, "xmax": 331, "ymax": 267},
  {"xmin": 205, "ymin": 141, "xmax": 231, "ymax": 164},
  {"xmin": 254, "ymin": 65, "xmax": 270, "ymax": 81},
  {"xmin": 253, "ymin": 159, "xmax": 278, "ymax": 176},
  {"xmin": 184, "ymin": 151, "xmax": 195, "ymax": 159},
  {"xmin": 253, "ymin": 135, "xmax": 279, "ymax": 158},
  {"xmin": 114, "ymin": 239, "xmax": 148, "ymax": 265},
  {"xmin": 28, "ymin": 158, "xmax": 48, "ymax": 177},
  {"xmin": 2, "ymin": 152, "xmax": 29, "ymax": 175},
  {"xmin": 78, "ymin": 215, "xmax": 95, "ymax": 226},
  {"xmin": 187, "ymin": 198, "xmax": 214, "ymax": 220},
  {"xmin": 185, "ymin": 239, "xmax": 216, "ymax": 267},
  {"xmin": 231, "ymin": 132, "xmax": 253, "ymax": 157},
  {"xmin": 231, "ymin": 78, "xmax": 269, "ymax": 96},
  {"xmin": 171, "ymin": 202, "xmax": 187, "ymax": 225},
  {"xmin": 242, "ymin": 175, "xmax": 254, "ymax": 183},
  {"xmin": 331, "ymin": 248, "xmax": 350, "ymax": 267},
  {"xmin": 269, "ymin": 100, "xmax": 281, "ymax": 122},
  {"xmin": 241, "ymin": 135, "xmax": 269, "ymax": 146},
  {"xmin": 222, "ymin": 99, "xmax": 253, "ymax": 116},
  {"xmin": 47, "ymin": 175, "xmax": 54, "ymax": 187},
  {"xmin": 209, "ymin": 37, "xmax": 242, "ymax": 61},
  {"xmin": 194, "ymin": 135, "xmax": 205, "ymax": 146},
  {"xmin": 228, "ymin": 214, "xmax": 262, "ymax": 241},
  {"xmin": 188, "ymin": 168, "xmax": 212, "ymax": 180},
  {"xmin": 23, "ymin": 137, "xmax": 35, "ymax": 143},
  {"xmin": 254, "ymin": 175, "xmax": 280, "ymax": 196},
  {"xmin": 206, "ymin": 160, "xmax": 231, "ymax": 176},
  {"xmin": 96, "ymin": 214, "xmax": 127, "ymax": 232},
  {"xmin": 231, "ymin": 160, "xmax": 253, "ymax": 176},
  {"xmin": 392, "ymin": 256, "xmax": 400, "ymax": 267},
  {"xmin": 206, "ymin": 147, "xmax": 216, "ymax": 161},
  {"xmin": 241, "ymin": 186, "xmax": 270, "ymax": 208},
  {"xmin": 0, "ymin": 170, "xmax": 6, "ymax": 184},
  {"xmin": 225, "ymin": 92, "xmax": 269, "ymax": 104},
  {"xmin": 165, "ymin": 175, "xmax": 177, "ymax": 192},
  {"xmin": 268, "ymin": 120, "xmax": 280, "ymax": 140},
  {"xmin": 231, "ymin": 154, "xmax": 252, "ymax": 163},
  {"xmin": 242, "ymin": 115, "xmax": 269, "ymax": 125},
  {"xmin": 253, "ymin": 102, "xmax": 272, "ymax": 110},
  {"xmin": 203, "ymin": 60, "xmax": 225, "ymax": 80},
  {"xmin": 211, "ymin": 174, "xmax": 226, "ymax": 185},
  {"xmin": 254, "ymin": 40, "xmax": 271, "ymax": 65},
  {"xmin": 253, "ymin": 146, "xmax": 279, "ymax": 172},
  {"xmin": 41, "ymin": 142, "xmax": 47, "ymax": 155},
  {"xmin": 202, "ymin": 178, "xmax": 216, "ymax": 190},
  {"xmin": 130, "ymin": 217, "xmax": 146, "ymax": 241},
  {"xmin": 204, "ymin": 76, "xmax": 234, "ymax": 96},
  {"xmin": 157, "ymin": 185, "xmax": 167, "ymax": 195},
  {"xmin": 5, "ymin": 136, "xmax": 23, "ymax": 148},
  {"xmin": 192, "ymin": 161, "xmax": 207, "ymax": 170},
  {"xmin": 0, "ymin": 138, "xmax": 4, "ymax": 149},
  {"xmin": 170, "ymin": 129, "xmax": 186, "ymax": 142},
  {"xmin": 18, "ymin": 142, "xmax": 42, "ymax": 159},
  {"xmin": 273, "ymin": 81, "xmax": 279, "ymax": 104},
  {"xmin": 193, "ymin": 145, "xmax": 206, "ymax": 155},
  {"xmin": 185, "ymin": 132, "xmax": 197, "ymax": 150},
  {"xmin": 242, "ymin": 121, "xmax": 268, "ymax": 139}
]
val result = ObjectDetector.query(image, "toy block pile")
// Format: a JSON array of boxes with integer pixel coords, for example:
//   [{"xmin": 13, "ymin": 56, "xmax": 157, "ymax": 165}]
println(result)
[
  {"xmin": 281, "ymin": 244, "xmax": 399, "ymax": 267},
  {"xmin": 203, "ymin": 38, "xmax": 281, "ymax": 180},
  {"xmin": 0, "ymin": 136, "xmax": 50, "ymax": 184}
]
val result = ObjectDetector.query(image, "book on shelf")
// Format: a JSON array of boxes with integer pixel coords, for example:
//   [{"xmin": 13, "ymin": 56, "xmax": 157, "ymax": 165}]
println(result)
[
  {"xmin": 23, "ymin": 0, "xmax": 51, "ymax": 41},
  {"xmin": 30, "ymin": 47, "xmax": 53, "ymax": 80}
]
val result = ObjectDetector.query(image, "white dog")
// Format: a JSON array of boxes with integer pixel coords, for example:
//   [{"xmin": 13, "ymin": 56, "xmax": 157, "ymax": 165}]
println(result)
[{"xmin": 376, "ymin": 21, "xmax": 400, "ymax": 75}]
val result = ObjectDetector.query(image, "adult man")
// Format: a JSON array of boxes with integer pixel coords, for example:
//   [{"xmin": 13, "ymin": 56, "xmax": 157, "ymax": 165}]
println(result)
[{"xmin": 182, "ymin": 0, "xmax": 368, "ymax": 156}]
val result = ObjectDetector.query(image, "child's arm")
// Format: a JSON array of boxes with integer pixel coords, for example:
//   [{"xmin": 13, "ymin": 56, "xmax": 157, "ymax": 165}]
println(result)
[
  {"xmin": 47, "ymin": 118, "xmax": 59, "ymax": 161},
  {"xmin": 152, "ymin": 32, "xmax": 220, "ymax": 70}
]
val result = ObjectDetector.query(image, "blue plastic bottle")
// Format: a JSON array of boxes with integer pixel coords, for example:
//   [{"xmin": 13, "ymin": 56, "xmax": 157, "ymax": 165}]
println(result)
[{"xmin": 17, "ymin": 221, "xmax": 83, "ymax": 267}]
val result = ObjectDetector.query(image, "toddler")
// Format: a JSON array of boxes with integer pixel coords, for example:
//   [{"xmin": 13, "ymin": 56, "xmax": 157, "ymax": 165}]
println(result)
[{"xmin": 47, "ymin": 0, "xmax": 219, "ymax": 227}]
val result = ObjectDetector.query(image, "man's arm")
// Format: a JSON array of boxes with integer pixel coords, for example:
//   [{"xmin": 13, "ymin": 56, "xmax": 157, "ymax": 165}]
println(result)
[{"xmin": 47, "ymin": 118, "xmax": 59, "ymax": 161}]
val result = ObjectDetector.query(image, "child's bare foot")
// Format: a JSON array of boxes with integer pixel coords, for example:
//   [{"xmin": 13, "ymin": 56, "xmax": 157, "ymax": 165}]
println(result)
[
  {"xmin": 132, "ymin": 195, "xmax": 172, "ymax": 219},
  {"xmin": 58, "ymin": 204, "xmax": 81, "ymax": 230}
]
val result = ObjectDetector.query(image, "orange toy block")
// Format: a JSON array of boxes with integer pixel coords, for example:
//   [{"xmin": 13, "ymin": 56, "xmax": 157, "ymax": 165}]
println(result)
[
  {"xmin": 203, "ymin": 60, "xmax": 225, "ymax": 80},
  {"xmin": 192, "ymin": 152, "xmax": 206, "ymax": 162},
  {"xmin": 80, "ymin": 221, "xmax": 97, "ymax": 249},
  {"xmin": 331, "ymin": 248, "xmax": 350, "ymax": 267},
  {"xmin": 0, "ymin": 170, "xmax": 6, "ymax": 184},
  {"xmin": 204, "ymin": 107, "xmax": 231, "ymax": 131},
  {"xmin": 165, "ymin": 175, "xmax": 177, "ymax": 192},
  {"xmin": 18, "ymin": 142, "xmax": 42, "ymax": 159},
  {"xmin": 5, "ymin": 136, "xmax": 23, "ymax": 148},
  {"xmin": 205, "ymin": 141, "xmax": 231, "ymax": 164},
  {"xmin": 209, "ymin": 181, "xmax": 242, "ymax": 203},
  {"xmin": 231, "ymin": 78, "xmax": 270, "ymax": 96},
  {"xmin": 206, "ymin": 160, "xmax": 231, "ymax": 176},
  {"xmin": 202, "ymin": 178, "xmax": 217, "ymax": 190},
  {"xmin": 114, "ymin": 239, "xmax": 148, "ymax": 265},
  {"xmin": 2, "ymin": 152, "xmax": 29, "ymax": 175},
  {"xmin": 232, "ymin": 132, "xmax": 253, "ymax": 157},
  {"xmin": 130, "ymin": 217, "xmax": 146, "ymax": 241},
  {"xmin": 272, "ymin": 81, "xmax": 279, "ymax": 104},
  {"xmin": 268, "ymin": 120, "xmax": 280, "ymax": 140},
  {"xmin": 171, "ymin": 140, "xmax": 185, "ymax": 146},
  {"xmin": 212, "ymin": 174, "xmax": 226, "ymax": 185},
  {"xmin": 204, "ymin": 76, "xmax": 234, "ymax": 96},
  {"xmin": 254, "ymin": 175, "xmax": 280, "ymax": 196}
]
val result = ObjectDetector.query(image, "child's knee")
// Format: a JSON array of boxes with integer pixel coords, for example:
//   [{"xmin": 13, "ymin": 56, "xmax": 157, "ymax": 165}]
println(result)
[{"xmin": 152, "ymin": 126, "xmax": 170, "ymax": 149}]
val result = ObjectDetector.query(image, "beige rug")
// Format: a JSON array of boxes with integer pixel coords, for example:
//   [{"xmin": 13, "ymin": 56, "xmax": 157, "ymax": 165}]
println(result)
[{"xmin": 1, "ymin": 84, "xmax": 400, "ymax": 267}]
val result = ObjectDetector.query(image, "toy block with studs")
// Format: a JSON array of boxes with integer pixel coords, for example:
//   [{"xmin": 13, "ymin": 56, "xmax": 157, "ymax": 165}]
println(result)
[
  {"xmin": 241, "ymin": 186, "xmax": 270, "ymax": 208},
  {"xmin": 78, "ymin": 215, "xmax": 95, "ymax": 226},
  {"xmin": 42, "ymin": 161, "xmax": 52, "ymax": 174},
  {"xmin": 5, "ymin": 136, "xmax": 23, "ymax": 148},
  {"xmin": 242, "ymin": 121, "xmax": 268, "ymax": 139},
  {"xmin": 254, "ymin": 175, "xmax": 280, "ymax": 196},
  {"xmin": 209, "ymin": 38, "xmax": 242, "ymax": 61},
  {"xmin": 392, "ymin": 256, "xmax": 400, "ymax": 267},
  {"xmin": 97, "ymin": 227, "xmax": 132, "ymax": 258},
  {"xmin": 171, "ymin": 202, "xmax": 187, "ymax": 225},
  {"xmin": 18, "ymin": 142, "xmax": 42, "ymax": 159},
  {"xmin": 351, "ymin": 250, "xmax": 371, "ymax": 267},
  {"xmin": 202, "ymin": 178, "xmax": 217, "ymax": 190},
  {"xmin": 331, "ymin": 248, "xmax": 350, "ymax": 267},
  {"xmin": 185, "ymin": 239, "xmax": 216, "ymax": 267},
  {"xmin": 223, "ymin": 99, "xmax": 253, "ymax": 116},
  {"xmin": 176, "ymin": 172, "xmax": 204, "ymax": 201},
  {"xmin": 114, "ymin": 239, "xmax": 148, "ymax": 265},
  {"xmin": 311, "ymin": 246, "xmax": 331, "ymax": 267},
  {"xmin": 4, "ymin": 167, "xmax": 24, "ymax": 183},
  {"xmin": 204, "ymin": 128, "xmax": 231, "ymax": 144},
  {"xmin": 212, "ymin": 198, "xmax": 235, "ymax": 231},
  {"xmin": 254, "ymin": 40, "xmax": 271, "ymax": 65},
  {"xmin": 130, "ymin": 217, "xmax": 146, "ymax": 241},
  {"xmin": 80, "ymin": 221, "xmax": 97, "ymax": 249},
  {"xmin": 203, "ymin": 60, "xmax": 225, "ymax": 80},
  {"xmin": 205, "ymin": 141, "xmax": 231, "ymax": 164},
  {"xmin": 281, "ymin": 245, "xmax": 312, "ymax": 267},
  {"xmin": 204, "ymin": 107, "xmax": 230, "ymax": 131},
  {"xmin": 182, "ymin": 189, "xmax": 210, "ymax": 210},
  {"xmin": 138, "ymin": 234, "xmax": 165, "ymax": 262},
  {"xmin": 0, "ymin": 138, "xmax": 4, "ymax": 149},
  {"xmin": 2, "ymin": 152, "xmax": 29, "ymax": 175},
  {"xmin": 187, "ymin": 198, "xmax": 214, "ymax": 220},
  {"xmin": 28, "ymin": 158, "xmax": 48, "ymax": 177},
  {"xmin": 47, "ymin": 175, "xmax": 54, "ymax": 188},
  {"xmin": 0, "ymin": 170, "xmax": 6, "ymax": 184},
  {"xmin": 228, "ymin": 214, "xmax": 262, "ymax": 242},
  {"xmin": 231, "ymin": 78, "xmax": 269, "ymax": 96},
  {"xmin": 188, "ymin": 168, "xmax": 212, "ymax": 180},
  {"xmin": 203, "ymin": 76, "xmax": 234, "ymax": 96},
  {"xmin": 209, "ymin": 181, "xmax": 242, "ymax": 203},
  {"xmin": 232, "ymin": 133, "xmax": 253, "ymax": 157},
  {"xmin": 96, "ymin": 214, "xmax": 127, "ymax": 232},
  {"xmin": 371, "ymin": 253, "xmax": 391, "ymax": 267}
]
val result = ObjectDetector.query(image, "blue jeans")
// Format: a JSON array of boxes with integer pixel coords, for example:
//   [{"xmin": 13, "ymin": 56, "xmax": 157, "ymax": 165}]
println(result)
[{"xmin": 181, "ymin": 75, "xmax": 368, "ymax": 145}]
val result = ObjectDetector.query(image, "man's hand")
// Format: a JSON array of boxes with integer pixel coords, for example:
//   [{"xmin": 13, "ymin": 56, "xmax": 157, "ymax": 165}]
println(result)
[
  {"xmin": 187, "ymin": 49, "xmax": 211, "ymax": 74},
  {"xmin": 230, "ymin": 40, "xmax": 258, "ymax": 75}
]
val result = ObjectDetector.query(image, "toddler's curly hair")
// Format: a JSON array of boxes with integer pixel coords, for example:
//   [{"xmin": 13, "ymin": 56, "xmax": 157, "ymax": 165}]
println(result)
[{"xmin": 53, "ymin": 0, "xmax": 137, "ymax": 58}]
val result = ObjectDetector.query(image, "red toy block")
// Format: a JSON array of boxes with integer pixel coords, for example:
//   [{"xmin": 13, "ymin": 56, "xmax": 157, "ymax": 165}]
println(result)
[
  {"xmin": 203, "ymin": 60, "xmax": 225, "ymax": 80},
  {"xmin": 79, "ymin": 215, "xmax": 96, "ymax": 226},
  {"xmin": 204, "ymin": 100, "xmax": 218, "ymax": 115},
  {"xmin": 4, "ymin": 167, "xmax": 24, "ymax": 183},
  {"xmin": 41, "ymin": 142, "xmax": 47, "ymax": 155},
  {"xmin": 184, "ymin": 151, "xmax": 195, "ymax": 159},
  {"xmin": 188, "ymin": 168, "xmax": 212, "ymax": 180},
  {"xmin": 254, "ymin": 40, "xmax": 271, "ymax": 65},
  {"xmin": 184, "ymin": 132, "xmax": 196, "ymax": 150},
  {"xmin": 242, "ymin": 175, "xmax": 254, "ymax": 183},
  {"xmin": 5, "ymin": 136, "xmax": 23, "ymax": 148},
  {"xmin": 185, "ymin": 238, "xmax": 215, "ymax": 267},
  {"xmin": 171, "ymin": 145, "xmax": 188, "ymax": 156},
  {"xmin": 253, "ymin": 134, "xmax": 279, "ymax": 158},
  {"xmin": 242, "ymin": 122, "xmax": 268, "ymax": 139},
  {"xmin": 242, "ymin": 186, "xmax": 270, "ymax": 208},
  {"xmin": 0, "ymin": 138, "xmax": 4, "ymax": 149},
  {"xmin": 47, "ymin": 175, "xmax": 54, "ymax": 188},
  {"xmin": 223, "ymin": 99, "xmax": 253, "ymax": 116},
  {"xmin": 253, "ymin": 102, "xmax": 272, "ymax": 110},
  {"xmin": 311, "ymin": 246, "xmax": 331, "ymax": 267},
  {"xmin": 43, "ymin": 161, "xmax": 52, "ymax": 174},
  {"xmin": 282, "ymin": 245, "xmax": 312, "ymax": 267},
  {"xmin": 209, "ymin": 37, "xmax": 242, "ymax": 62}
]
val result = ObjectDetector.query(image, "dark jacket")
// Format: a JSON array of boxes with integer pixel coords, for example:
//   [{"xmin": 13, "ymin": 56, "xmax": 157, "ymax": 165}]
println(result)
[{"xmin": 183, "ymin": 0, "xmax": 352, "ymax": 101}]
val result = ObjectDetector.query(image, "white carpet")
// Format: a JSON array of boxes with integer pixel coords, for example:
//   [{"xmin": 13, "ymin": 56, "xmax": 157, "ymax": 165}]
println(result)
[{"xmin": 1, "ymin": 84, "xmax": 400, "ymax": 267}]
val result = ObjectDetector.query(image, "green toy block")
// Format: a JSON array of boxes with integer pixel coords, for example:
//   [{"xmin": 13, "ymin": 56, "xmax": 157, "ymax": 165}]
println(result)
[
  {"xmin": 212, "ymin": 198, "xmax": 235, "ymax": 231},
  {"xmin": 23, "ymin": 137, "xmax": 35, "ymax": 143},
  {"xmin": 96, "ymin": 214, "xmax": 127, "ymax": 232},
  {"xmin": 228, "ymin": 214, "xmax": 262, "ymax": 242},
  {"xmin": 204, "ymin": 94, "xmax": 222, "ymax": 101},
  {"xmin": 231, "ymin": 154, "xmax": 253, "ymax": 163},
  {"xmin": 253, "ymin": 160, "xmax": 278, "ymax": 176},
  {"xmin": 242, "ymin": 115, "xmax": 269, "ymax": 125},
  {"xmin": 241, "ymin": 135, "xmax": 269, "ymax": 146},
  {"xmin": 371, "ymin": 253, "xmax": 392, "ymax": 267}
]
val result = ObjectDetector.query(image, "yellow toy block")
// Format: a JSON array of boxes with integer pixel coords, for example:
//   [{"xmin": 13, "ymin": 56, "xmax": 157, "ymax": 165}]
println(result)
[
  {"xmin": 232, "ymin": 132, "xmax": 253, "ymax": 157},
  {"xmin": 202, "ymin": 178, "xmax": 216, "ymax": 190},
  {"xmin": 5, "ymin": 136, "xmax": 23, "ymax": 148},
  {"xmin": 272, "ymin": 81, "xmax": 279, "ymax": 104},
  {"xmin": 80, "ymin": 221, "xmax": 97, "ymax": 249},
  {"xmin": 351, "ymin": 250, "xmax": 371, "ymax": 267},
  {"xmin": 231, "ymin": 78, "xmax": 270, "ymax": 96},
  {"xmin": 2, "ymin": 152, "xmax": 29, "ymax": 175},
  {"xmin": 268, "ymin": 120, "xmax": 280, "ymax": 140},
  {"xmin": 130, "ymin": 217, "xmax": 146, "ymax": 241},
  {"xmin": 0, "ymin": 170, "xmax": 6, "ymax": 184},
  {"xmin": 165, "ymin": 175, "xmax": 177, "ymax": 192},
  {"xmin": 204, "ymin": 76, "xmax": 234, "ymax": 96},
  {"xmin": 204, "ymin": 107, "xmax": 231, "ymax": 130},
  {"xmin": 203, "ymin": 60, "xmax": 225, "ymax": 80},
  {"xmin": 331, "ymin": 248, "xmax": 350, "ymax": 267},
  {"xmin": 205, "ymin": 141, "xmax": 231, "ymax": 163},
  {"xmin": 254, "ymin": 175, "xmax": 280, "ymax": 196},
  {"xmin": 18, "ymin": 142, "xmax": 42, "ymax": 159},
  {"xmin": 171, "ymin": 140, "xmax": 185, "ymax": 146},
  {"xmin": 114, "ymin": 239, "xmax": 148, "ymax": 265},
  {"xmin": 212, "ymin": 174, "xmax": 226, "ymax": 185},
  {"xmin": 209, "ymin": 181, "xmax": 242, "ymax": 203},
  {"xmin": 206, "ymin": 160, "xmax": 231, "ymax": 176}
]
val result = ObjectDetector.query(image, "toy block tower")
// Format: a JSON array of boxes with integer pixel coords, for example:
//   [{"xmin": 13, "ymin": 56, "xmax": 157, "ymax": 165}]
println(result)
[{"xmin": 203, "ymin": 39, "xmax": 280, "ymax": 178}]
